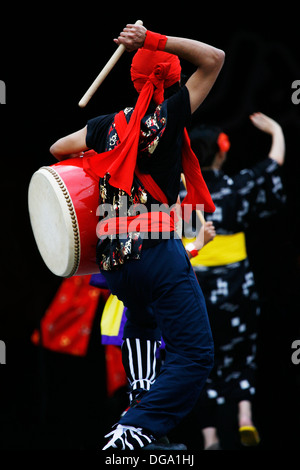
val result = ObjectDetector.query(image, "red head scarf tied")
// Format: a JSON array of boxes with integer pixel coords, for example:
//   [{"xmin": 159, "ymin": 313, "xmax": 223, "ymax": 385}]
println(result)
[
  {"xmin": 131, "ymin": 49, "xmax": 181, "ymax": 104},
  {"xmin": 83, "ymin": 49, "xmax": 182, "ymax": 195}
]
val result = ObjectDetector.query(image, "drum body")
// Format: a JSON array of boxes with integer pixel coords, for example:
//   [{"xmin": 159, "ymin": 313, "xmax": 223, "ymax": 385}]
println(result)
[{"xmin": 28, "ymin": 157, "xmax": 100, "ymax": 277}]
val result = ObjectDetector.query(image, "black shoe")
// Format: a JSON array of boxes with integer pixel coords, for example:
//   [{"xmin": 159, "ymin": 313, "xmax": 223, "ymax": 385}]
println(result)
[{"xmin": 156, "ymin": 435, "xmax": 170, "ymax": 445}]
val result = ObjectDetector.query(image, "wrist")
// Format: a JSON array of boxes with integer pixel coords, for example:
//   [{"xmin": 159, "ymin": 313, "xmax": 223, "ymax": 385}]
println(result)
[
  {"xmin": 185, "ymin": 242, "xmax": 199, "ymax": 258},
  {"xmin": 143, "ymin": 30, "xmax": 168, "ymax": 51}
]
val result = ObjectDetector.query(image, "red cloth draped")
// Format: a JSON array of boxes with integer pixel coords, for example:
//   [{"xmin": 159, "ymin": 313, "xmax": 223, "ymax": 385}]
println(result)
[
  {"xmin": 105, "ymin": 345, "xmax": 128, "ymax": 397},
  {"xmin": 31, "ymin": 276, "xmax": 109, "ymax": 356}
]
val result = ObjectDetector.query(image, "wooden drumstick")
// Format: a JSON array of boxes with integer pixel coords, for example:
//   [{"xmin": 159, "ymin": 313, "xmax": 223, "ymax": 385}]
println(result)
[
  {"xmin": 181, "ymin": 173, "xmax": 206, "ymax": 225},
  {"xmin": 78, "ymin": 20, "xmax": 143, "ymax": 108}
]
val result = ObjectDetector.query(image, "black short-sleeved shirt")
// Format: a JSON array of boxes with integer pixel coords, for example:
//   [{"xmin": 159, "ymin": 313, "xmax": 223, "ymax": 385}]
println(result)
[
  {"xmin": 86, "ymin": 85, "xmax": 191, "ymax": 270},
  {"xmin": 86, "ymin": 85, "xmax": 191, "ymax": 205}
]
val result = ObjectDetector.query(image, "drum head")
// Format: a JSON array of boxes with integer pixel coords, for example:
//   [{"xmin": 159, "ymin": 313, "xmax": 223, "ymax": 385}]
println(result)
[{"xmin": 28, "ymin": 167, "xmax": 80, "ymax": 277}]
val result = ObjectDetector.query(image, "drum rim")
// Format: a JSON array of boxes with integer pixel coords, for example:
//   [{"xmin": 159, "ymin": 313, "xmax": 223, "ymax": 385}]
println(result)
[{"xmin": 40, "ymin": 166, "xmax": 80, "ymax": 277}]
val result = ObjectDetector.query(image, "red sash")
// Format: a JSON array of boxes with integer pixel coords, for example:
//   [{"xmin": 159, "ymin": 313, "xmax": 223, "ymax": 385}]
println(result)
[
  {"xmin": 96, "ymin": 211, "xmax": 175, "ymax": 238},
  {"xmin": 114, "ymin": 110, "xmax": 169, "ymax": 205}
]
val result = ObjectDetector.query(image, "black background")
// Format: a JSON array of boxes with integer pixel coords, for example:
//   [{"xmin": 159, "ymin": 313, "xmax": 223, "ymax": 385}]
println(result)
[{"xmin": 0, "ymin": 5, "xmax": 299, "ymax": 453}]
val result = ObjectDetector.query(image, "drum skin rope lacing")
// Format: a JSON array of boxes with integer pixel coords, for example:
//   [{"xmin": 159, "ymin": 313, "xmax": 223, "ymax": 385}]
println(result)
[{"xmin": 43, "ymin": 166, "xmax": 81, "ymax": 277}]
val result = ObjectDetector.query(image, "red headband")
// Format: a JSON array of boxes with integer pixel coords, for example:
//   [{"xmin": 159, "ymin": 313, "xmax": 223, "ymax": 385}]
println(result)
[{"xmin": 131, "ymin": 49, "xmax": 181, "ymax": 104}]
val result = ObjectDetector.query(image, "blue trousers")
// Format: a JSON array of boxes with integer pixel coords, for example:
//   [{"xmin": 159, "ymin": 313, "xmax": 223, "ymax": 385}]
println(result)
[{"xmin": 102, "ymin": 238, "xmax": 214, "ymax": 438}]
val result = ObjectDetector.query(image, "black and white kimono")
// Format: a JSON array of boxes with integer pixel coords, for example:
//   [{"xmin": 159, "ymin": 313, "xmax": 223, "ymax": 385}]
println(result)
[{"xmin": 181, "ymin": 158, "xmax": 286, "ymax": 415}]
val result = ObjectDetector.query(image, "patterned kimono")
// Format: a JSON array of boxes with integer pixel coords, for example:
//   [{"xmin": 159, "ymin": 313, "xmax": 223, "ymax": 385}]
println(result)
[{"xmin": 181, "ymin": 158, "xmax": 286, "ymax": 411}]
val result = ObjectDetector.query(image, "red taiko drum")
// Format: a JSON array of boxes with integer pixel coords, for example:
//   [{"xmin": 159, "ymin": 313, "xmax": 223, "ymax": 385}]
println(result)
[{"xmin": 28, "ymin": 154, "xmax": 100, "ymax": 277}]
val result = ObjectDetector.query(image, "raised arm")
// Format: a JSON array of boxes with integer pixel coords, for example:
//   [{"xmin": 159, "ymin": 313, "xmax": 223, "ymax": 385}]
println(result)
[
  {"xmin": 114, "ymin": 24, "xmax": 225, "ymax": 114},
  {"xmin": 164, "ymin": 37, "xmax": 225, "ymax": 113},
  {"xmin": 51, "ymin": 25, "xmax": 225, "ymax": 160},
  {"xmin": 249, "ymin": 112, "xmax": 285, "ymax": 166}
]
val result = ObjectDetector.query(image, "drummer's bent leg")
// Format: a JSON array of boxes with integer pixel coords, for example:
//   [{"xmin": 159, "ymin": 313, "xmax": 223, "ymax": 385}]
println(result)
[{"xmin": 105, "ymin": 239, "xmax": 214, "ymax": 438}]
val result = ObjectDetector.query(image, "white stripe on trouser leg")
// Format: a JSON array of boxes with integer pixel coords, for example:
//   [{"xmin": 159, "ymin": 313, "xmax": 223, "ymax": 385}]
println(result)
[
  {"xmin": 125, "ymin": 338, "xmax": 135, "ymax": 402},
  {"xmin": 146, "ymin": 340, "xmax": 151, "ymax": 389},
  {"xmin": 150, "ymin": 341, "xmax": 157, "ymax": 384},
  {"xmin": 135, "ymin": 338, "xmax": 144, "ymax": 390},
  {"xmin": 126, "ymin": 338, "xmax": 135, "ymax": 384}
]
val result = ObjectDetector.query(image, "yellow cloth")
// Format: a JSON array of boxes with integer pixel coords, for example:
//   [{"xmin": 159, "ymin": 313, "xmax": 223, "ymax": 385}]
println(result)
[
  {"xmin": 101, "ymin": 294, "xmax": 125, "ymax": 337},
  {"xmin": 182, "ymin": 232, "xmax": 247, "ymax": 267}
]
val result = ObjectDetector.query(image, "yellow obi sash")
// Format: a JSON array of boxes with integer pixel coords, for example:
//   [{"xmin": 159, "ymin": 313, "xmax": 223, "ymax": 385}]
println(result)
[
  {"xmin": 182, "ymin": 232, "xmax": 247, "ymax": 267},
  {"xmin": 101, "ymin": 294, "xmax": 126, "ymax": 344}
]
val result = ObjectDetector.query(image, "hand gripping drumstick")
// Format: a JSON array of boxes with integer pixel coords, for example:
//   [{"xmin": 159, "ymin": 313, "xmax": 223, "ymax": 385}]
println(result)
[
  {"xmin": 78, "ymin": 20, "xmax": 143, "ymax": 108},
  {"xmin": 181, "ymin": 173, "xmax": 206, "ymax": 225}
]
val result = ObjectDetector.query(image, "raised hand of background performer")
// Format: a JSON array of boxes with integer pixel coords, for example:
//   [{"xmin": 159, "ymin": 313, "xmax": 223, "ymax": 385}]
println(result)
[
  {"xmin": 249, "ymin": 112, "xmax": 280, "ymax": 135},
  {"xmin": 194, "ymin": 221, "xmax": 216, "ymax": 252},
  {"xmin": 249, "ymin": 112, "xmax": 285, "ymax": 166}
]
